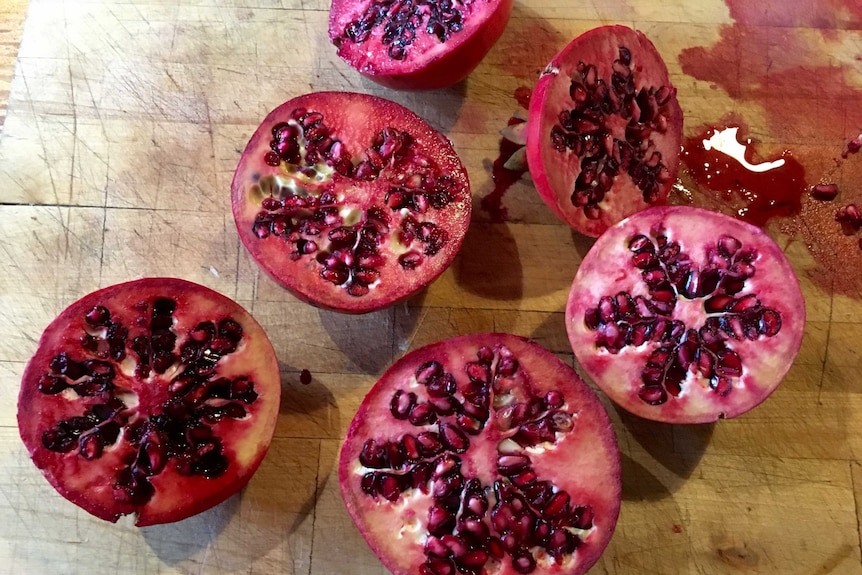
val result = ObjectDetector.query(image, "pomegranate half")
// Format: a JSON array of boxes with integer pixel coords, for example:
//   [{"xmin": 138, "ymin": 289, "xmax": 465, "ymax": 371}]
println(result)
[
  {"xmin": 231, "ymin": 91, "xmax": 471, "ymax": 313},
  {"xmin": 329, "ymin": 0, "xmax": 514, "ymax": 90},
  {"xmin": 339, "ymin": 333, "xmax": 621, "ymax": 575},
  {"xmin": 566, "ymin": 206, "xmax": 805, "ymax": 423},
  {"xmin": 17, "ymin": 278, "xmax": 281, "ymax": 526},
  {"xmin": 526, "ymin": 25, "xmax": 683, "ymax": 237}
]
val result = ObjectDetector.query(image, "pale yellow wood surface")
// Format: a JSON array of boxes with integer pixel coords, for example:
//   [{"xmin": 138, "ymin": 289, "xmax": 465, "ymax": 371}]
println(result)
[{"xmin": 1, "ymin": 1, "xmax": 862, "ymax": 574}]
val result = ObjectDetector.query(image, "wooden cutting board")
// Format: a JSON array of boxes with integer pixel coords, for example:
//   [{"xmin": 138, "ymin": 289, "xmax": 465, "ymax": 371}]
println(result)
[{"xmin": 1, "ymin": 1, "xmax": 861, "ymax": 573}]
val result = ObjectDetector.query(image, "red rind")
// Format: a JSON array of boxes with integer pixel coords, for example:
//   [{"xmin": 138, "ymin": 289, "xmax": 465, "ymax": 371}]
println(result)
[
  {"xmin": 231, "ymin": 92, "xmax": 471, "ymax": 314},
  {"xmin": 566, "ymin": 206, "xmax": 805, "ymax": 423},
  {"xmin": 329, "ymin": 0, "xmax": 513, "ymax": 90},
  {"xmin": 17, "ymin": 278, "xmax": 281, "ymax": 525},
  {"xmin": 339, "ymin": 333, "xmax": 621, "ymax": 575},
  {"xmin": 526, "ymin": 25, "xmax": 683, "ymax": 237}
]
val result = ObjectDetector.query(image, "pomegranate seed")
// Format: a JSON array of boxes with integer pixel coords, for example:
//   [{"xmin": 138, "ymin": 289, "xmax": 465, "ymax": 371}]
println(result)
[
  {"xmin": 457, "ymin": 549, "xmax": 488, "ymax": 568},
  {"xmin": 416, "ymin": 360, "xmax": 443, "ymax": 384},
  {"xmin": 298, "ymin": 369, "xmax": 312, "ymax": 386},
  {"xmin": 390, "ymin": 390, "xmax": 417, "ymax": 420},
  {"xmin": 487, "ymin": 536, "xmax": 505, "ymax": 559},
  {"xmin": 409, "ymin": 402, "xmax": 437, "ymax": 426},
  {"xmin": 79, "ymin": 432, "xmax": 103, "ymax": 460},
  {"xmin": 716, "ymin": 349, "xmax": 742, "ymax": 377},
  {"xmin": 440, "ymin": 534, "xmax": 469, "ymax": 558},
  {"xmin": 810, "ymin": 183, "xmax": 839, "ymax": 201},
  {"xmin": 439, "ymin": 423, "xmax": 469, "ymax": 453},
  {"xmin": 638, "ymin": 385, "xmax": 667, "ymax": 405},
  {"xmin": 402, "ymin": 434, "xmax": 422, "ymax": 462},
  {"xmin": 497, "ymin": 453, "xmax": 531, "ymax": 475},
  {"xmin": 38, "ymin": 374, "xmax": 66, "ymax": 395},
  {"xmin": 425, "ymin": 536, "xmax": 449, "ymax": 558},
  {"xmin": 465, "ymin": 361, "xmax": 490, "ymax": 384},
  {"xmin": 758, "ymin": 309, "xmax": 782, "ymax": 336},
  {"xmin": 380, "ymin": 474, "xmax": 401, "ymax": 502},
  {"xmin": 455, "ymin": 413, "xmax": 483, "ymax": 435},
  {"xmin": 543, "ymin": 490, "xmax": 570, "ymax": 517},
  {"xmin": 433, "ymin": 454, "xmax": 461, "ymax": 479},
  {"xmin": 511, "ymin": 549, "xmax": 537, "ymax": 574},
  {"xmin": 416, "ymin": 432, "xmax": 444, "ymax": 457},
  {"xmin": 359, "ymin": 438, "xmax": 388, "ymax": 468},
  {"xmin": 711, "ymin": 375, "xmax": 733, "ymax": 396},
  {"xmin": 427, "ymin": 505, "xmax": 456, "ymax": 536}
]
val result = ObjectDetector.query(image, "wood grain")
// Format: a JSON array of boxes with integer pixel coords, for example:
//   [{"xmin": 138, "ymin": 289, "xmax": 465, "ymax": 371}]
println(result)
[{"xmin": 2, "ymin": 1, "xmax": 862, "ymax": 574}]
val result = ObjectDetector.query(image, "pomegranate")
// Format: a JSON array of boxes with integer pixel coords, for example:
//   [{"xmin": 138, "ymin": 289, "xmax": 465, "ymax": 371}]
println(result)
[
  {"xmin": 231, "ymin": 92, "xmax": 471, "ymax": 313},
  {"xmin": 339, "ymin": 333, "xmax": 621, "ymax": 575},
  {"xmin": 17, "ymin": 278, "xmax": 281, "ymax": 526},
  {"xmin": 566, "ymin": 206, "xmax": 805, "ymax": 424},
  {"xmin": 526, "ymin": 25, "xmax": 683, "ymax": 237},
  {"xmin": 329, "ymin": 0, "xmax": 513, "ymax": 90}
]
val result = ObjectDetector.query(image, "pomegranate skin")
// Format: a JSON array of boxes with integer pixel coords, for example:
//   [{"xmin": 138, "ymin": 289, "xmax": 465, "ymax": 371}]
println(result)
[
  {"xmin": 526, "ymin": 25, "xmax": 683, "ymax": 237},
  {"xmin": 17, "ymin": 278, "xmax": 281, "ymax": 526},
  {"xmin": 566, "ymin": 206, "xmax": 806, "ymax": 424},
  {"xmin": 231, "ymin": 92, "xmax": 472, "ymax": 314},
  {"xmin": 339, "ymin": 333, "xmax": 621, "ymax": 575},
  {"xmin": 329, "ymin": 0, "xmax": 513, "ymax": 90}
]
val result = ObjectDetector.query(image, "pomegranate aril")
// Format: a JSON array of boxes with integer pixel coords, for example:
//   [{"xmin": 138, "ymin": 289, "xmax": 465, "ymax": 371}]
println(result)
[
  {"xmin": 433, "ymin": 454, "xmax": 461, "ymax": 479},
  {"xmin": 543, "ymin": 490, "xmax": 570, "ymax": 518},
  {"xmin": 811, "ymin": 183, "xmax": 839, "ymax": 201},
  {"xmin": 511, "ymin": 549, "xmax": 537, "ymax": 574},
  {"xmin": 78, "ymin": 432, "xmax": 103, "ymax": 460},
  {"xmin": 428, "ymin": 505, "xmax": 457, "ymax": 536},
  {"xmin": 359, "ymin": 438, "xmax": 389, "ymax": 468},
  {"xmin": 638, "ymin": 385, "xmax": 667, "ymax": 405},
  {"xmin": 379, "ymin": 474, "xmax": 402, "ymax": 502},
  {"xmin": 425, "ymin": 536, "xmax": 450, "ymax": 559},
  {"xmin": 438, "ymin": 423, "xmax": 469, "ymax": 453},
  {"xmin": 416, "ymin": 360, "xmax": 443, "ymax": 383},
  {"xmin": 426, "ymin": 373, "xmax": 457, "ymax": 397},
  {"xmin": 571, "ymin": 504, "xmax": 595, "ymax": 529},
  {"xmin": 497, "ymin": 453, "xmax": 531, "ymax": 475},
  {"xmin": 716, "ymin": 350, "xmax": 742, "ymax": 377},
  {"xmin": 456, "ymin": 549, "xmax": 488, "ymax": 569},
  {"xmin": 711, "ymin": 375, "xmax": 733, "ymax": 396},
  {"xmin": 409, "ymin": 402, "xmax": 438, "ymax": 426},
  {"xmin": 37, "ymin": 374, "xmax": 67, "ymax": 395},
  {"xmin": 758, "ymin": 309, "xmax": 782, "ymax": 336},
  {"xmin": 390, "ymin": 389, "xmax": 417, "ymax": 419},
  {"xmin": 547, "ymin": 529, "xmax": 578, "ymax": 557},
  {"xmin": 409, "ymin": 431, "xmax": 442, "ymax": 458}
]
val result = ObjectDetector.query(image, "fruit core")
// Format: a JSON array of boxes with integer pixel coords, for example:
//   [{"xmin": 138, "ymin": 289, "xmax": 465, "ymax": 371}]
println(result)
[
  {"xmin": 38, "ymin": 298, "xmax": 260, "ymax": 506},
  {"xmin": 249, "ymin": 107, "xmax": 458, "ymax": 298},
  {"xmin": 353, "ymin": 343, "xmax": 598, "ymax": 575},
  {"xmin": 583, "ymin": 227, "xmax": 784, "ymax": 406},
  {"xmin": 337, "ymin": 0, "xmax": 473, "ymax": 61},
  {"xmin": 551, "ymin": 46, "xmax": 676, "ymax": 221}
]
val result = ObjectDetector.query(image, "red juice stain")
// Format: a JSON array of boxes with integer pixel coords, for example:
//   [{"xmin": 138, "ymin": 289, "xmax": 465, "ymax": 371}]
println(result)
[
  {"xmin": 677, "ymin": 0, "xmax": 862, "ymax": 296},
  {"xmin": 480, "ymin": 88, "xmax": 532, "ymax": 223},
  {"xmin": 514, "ymin": 86, "xmax": 532, "ymax": 110},
  {"xmin": 299, "ymin": 369, "xmax": 312, "ymax": 385},
  {"xmin": 681, "ymin": 125, "xmax": 806, "ymax": 227}
]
